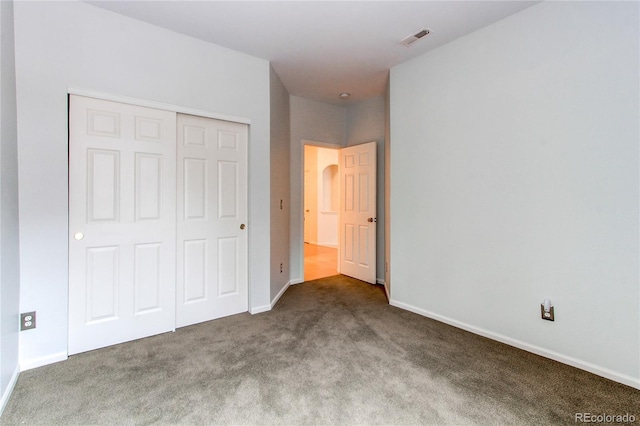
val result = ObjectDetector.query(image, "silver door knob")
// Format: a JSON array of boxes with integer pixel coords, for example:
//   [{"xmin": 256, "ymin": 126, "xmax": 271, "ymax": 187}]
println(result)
[
  {"xmin": 240, "ymin": 224, "xmax": 246, "ymax": 230},
  {"xmin": 73, "ymin": 232, "xmax": 85, "ymax": 240}
]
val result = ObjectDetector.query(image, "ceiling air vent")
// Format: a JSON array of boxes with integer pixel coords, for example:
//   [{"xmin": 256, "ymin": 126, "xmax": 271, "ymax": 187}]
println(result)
[{"xmin": 399, "ymin": 29, "xmax": 431, "ymax": 47}]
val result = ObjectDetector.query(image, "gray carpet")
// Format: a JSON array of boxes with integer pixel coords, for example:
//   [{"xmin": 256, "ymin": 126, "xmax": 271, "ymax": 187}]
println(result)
[{"xmin": 2, "ymin": 275, "xmax": 639, "ymax": 425}]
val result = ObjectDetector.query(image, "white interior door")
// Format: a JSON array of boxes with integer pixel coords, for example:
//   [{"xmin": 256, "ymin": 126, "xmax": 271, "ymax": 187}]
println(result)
[
  {"xmin": 68, "ymin": 95, "xmax": 177, "ymax": 355},
  {"xmin": 176, "ymin": 114, "xmax": 248, "ymax": 328},
  {"xmin": 339, "ymin": 142, "xmax": 377, "ymax": 284}
]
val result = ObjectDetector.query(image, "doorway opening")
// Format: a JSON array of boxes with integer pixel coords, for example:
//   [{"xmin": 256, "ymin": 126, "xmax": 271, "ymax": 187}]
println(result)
[{"xmin": 303, "ymin": 145, "xmax": 339, "ymax": 281}]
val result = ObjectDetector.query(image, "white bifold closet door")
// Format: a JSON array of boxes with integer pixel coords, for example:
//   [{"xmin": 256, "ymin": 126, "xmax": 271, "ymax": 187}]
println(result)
[
  {"xmin": 176, "ymin": 114, "xmax": 248, "ymax": 328},
  {"xmin": 69, "ymin": 95, "xmax": 248, "ymax": 355},
  {"xmin": 68, "ymin": 95, "xmax": 177, "ymax": 355}
]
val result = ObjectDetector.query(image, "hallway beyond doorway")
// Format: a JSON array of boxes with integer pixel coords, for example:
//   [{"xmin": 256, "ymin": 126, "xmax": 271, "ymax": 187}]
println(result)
[{"xmin": 304, "ymin": 244, "xmax": 337, "ymax": 281}]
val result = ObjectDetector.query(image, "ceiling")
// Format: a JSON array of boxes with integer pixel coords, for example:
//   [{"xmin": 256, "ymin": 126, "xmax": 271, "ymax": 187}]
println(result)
[{"xmin": 87, "ymin": 1, "xmax": 540, "ymax": 105}]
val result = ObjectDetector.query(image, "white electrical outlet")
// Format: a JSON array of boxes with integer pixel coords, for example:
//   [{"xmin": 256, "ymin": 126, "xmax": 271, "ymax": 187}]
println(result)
[
  {"xmin": 540, "ymin": 301, "xmax": 555, "ymax": 322},
  {"xmin": 21, "ymin": 311, "xmax": 36, "ymax": 331}
]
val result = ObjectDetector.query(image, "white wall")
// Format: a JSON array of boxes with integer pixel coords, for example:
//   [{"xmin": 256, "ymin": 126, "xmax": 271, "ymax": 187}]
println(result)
[
  {"xmin": 290, "ymin": 95, "xmax": 388, "ymax": 284},
  {"xmin": 270, "ymin": 66, "xmax": 290, "ymax": 305},
  {"xmin": 0, "ymin": 0, "xmax": 20, "ymax": 412},
  {"xmin": 390, "ymin": 1, "xmax": 639, "ymax": 388},
  {"xmin": 384, "ymin": 79, "xmax": 391, "ymax": 297},
  {"xmin": 346, "ymin": 97, "xmax": 385, "ymax": 282},
  {"xmin": 289, "ymin": 96, "xmax": 346, "ymax": 283},
  {"xmin": 13, "ymin": 1, "xmax": 271, "ymax": 369},
  {"xmin": 316, "ymin": 147, "xmax": 338, "ymax": 247}
]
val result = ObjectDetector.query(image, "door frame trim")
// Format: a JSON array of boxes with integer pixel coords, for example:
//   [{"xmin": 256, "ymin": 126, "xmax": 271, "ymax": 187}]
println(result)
[{"xmin": 68, "ymin": 87, "xmax": 251, "ymax": 125}]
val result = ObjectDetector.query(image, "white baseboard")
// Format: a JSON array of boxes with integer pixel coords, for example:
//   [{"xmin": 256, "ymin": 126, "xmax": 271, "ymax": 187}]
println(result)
[
  {"xmin": 390, "ymin": 299, "xmax": 640, "ymax": 390},
  {"xmin": 270, "ymin": 281, "xmax": 291, "ymax": 309},
  {"xmin": 289, "ymin": 278, "xmax": 304, "ymax": 285},
  {"xmin": 249, "ymin": 304, "xmax": 271, "ymax": 315},
  {"xmin": 20, "ymin": 351, "xmax": 67, "ymax": 372},
  {"xmin": 317, "ymin": 243, "xmax": 338, "ymax": 248},
  {"xmin": 0, "ymin": 364, "xmax": 20, "ymax": 416},
  {"xmin": 376, "ymin": 278, "xmax": 385, "ymax": 285}
]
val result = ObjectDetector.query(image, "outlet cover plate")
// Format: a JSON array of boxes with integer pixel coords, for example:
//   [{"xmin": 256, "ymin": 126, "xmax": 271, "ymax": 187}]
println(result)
[
  {"xmin": 540, "ymin": 305, "xmax": 555, "ymax": 321},
  {"xmin": 21, "ymin": 311, "xmax": 36, "ymax": 331}
]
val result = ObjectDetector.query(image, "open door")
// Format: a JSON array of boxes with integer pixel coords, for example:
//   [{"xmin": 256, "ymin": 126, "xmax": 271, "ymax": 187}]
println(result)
[{"xmin": 339, "ymin": 142, "xmax": 377, "ymax": 284}]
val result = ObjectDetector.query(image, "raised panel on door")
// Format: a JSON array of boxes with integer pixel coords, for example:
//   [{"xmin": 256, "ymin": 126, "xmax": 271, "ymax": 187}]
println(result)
[
  {"xmin": 176, "ymin": 114, "xmax": 248, "ymax": 328},
  {"xmin": 339, "ymin": 142, "xmax": 377, "ymax": 284},
  {"xmin": 344, "ymin": 224, "xmax": 355, "ymax": 263},
  {"xmin": 87, "ymin": 149, "xmax": 120, "ymax": 223},
  {"xmin": 85, "ymin": 246, "xmax": 119, "ymax": 322},
  {"xmin": 218, "ymin": 237, "xmax": 239, "ymax": 296},
  {"xmin": 359, "ymin": 172, "xmax": 370, "ymax": 213},
  {"xmin": 183, "ymin": 158, "xmax": 207, "ymax": 220},
  {"xmin": 134, "ymin": 243, "xmax": 162, "ymax": 314},
  {"xmin": 358, "ymin": 226, "xmax": 371, "ymax": 267},
  {"xmin": 183, "ymin": 239, "xmax": 207, "ymax": 303},
  {"xmin": 218, "ymin": 161, "xmax": 238, "ymax": 218},
  {"xmin": 135, "ymin": 154, "xmax": 162, "ymax": 221},
  {"xmin": 68, "ymin": 95, "xmax": 176, "ymax": 355}
]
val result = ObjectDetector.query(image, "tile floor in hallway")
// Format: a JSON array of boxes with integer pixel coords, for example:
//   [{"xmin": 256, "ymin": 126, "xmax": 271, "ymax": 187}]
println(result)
[{"xmin": 304, "ymin": 243, "xmax": 337, "ymax": 281}]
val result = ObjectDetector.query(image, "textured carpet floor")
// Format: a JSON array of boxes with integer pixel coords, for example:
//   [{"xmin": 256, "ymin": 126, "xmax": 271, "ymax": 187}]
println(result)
[{"xmin": 2, "ymin": 275, "xmax": 639, "ymax": 425}]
